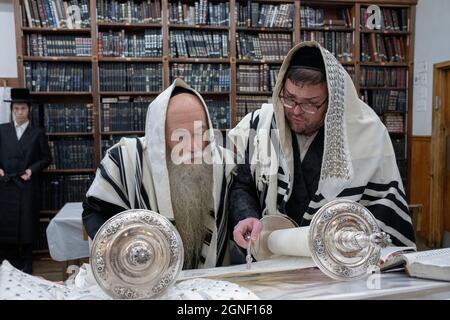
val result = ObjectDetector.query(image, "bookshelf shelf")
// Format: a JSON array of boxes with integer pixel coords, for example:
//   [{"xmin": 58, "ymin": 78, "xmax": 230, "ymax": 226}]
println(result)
[
  {"xmin": 236, "ymin": 27, "xmax": 294, "ymax": 33},
  {"xmin": 40, "ymin": 210, "xmax": 58, "ymax": 215},
  {"xmin": 360, "ymin": 86, "xmax": 408, "ymax": 90},
  {"xmin": 301, "ymin": 27, "xmax": 354, "ymax": 32},
  {"xmin": 23, "ymin": 56, "xmax": 92, "ymax": 62},
  {"xmin": 360, "ymin": 62, "xmax": 409, "ymax": 67},
  {"xmin": 101, "ymin": 131, "xmax": 145, "ymax": 136},
  {"xmin": 97, "ymin": 22, "xmax": 162, "ymax": 30},
  {"xmin": 21, "ymin": 27, "xmax": 91, "ymax": 34},
  {"xmin": 360, "ymin": 30, "xmax": 410, "ymax": 35},
  {"xmin": 236, "ymin": 59, "xmax": 284, "ymax": 64},
  {"xmin": 30, "ymin": 92, "xmax": 93, "ymax": 96},
  {"xmin": 237, "ymin": 91, "xmax": 272, "ymax": 95},
  {"xmin": 99, "ymin": 91, "xmax": 160, "ymax": 96},
  {"xmin": 169, "ymin": 58, "xmax": 230, "ymax": 63},
  {"xmin": 46, "ymin": 132, "xmax": 94, "ymax": 137},
  {"xmin": 98, "ymin": 57, "xmax": 162, "ymax": 62},
  {"xmin": 168, "ymin": 24, "xmax": 229, "ymax": 31}
]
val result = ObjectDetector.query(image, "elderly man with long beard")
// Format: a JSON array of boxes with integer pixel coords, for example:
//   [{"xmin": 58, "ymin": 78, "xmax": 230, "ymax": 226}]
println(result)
[{"xmin": 82, "ymin": 79, "xmax": 233, "ymax": 269}]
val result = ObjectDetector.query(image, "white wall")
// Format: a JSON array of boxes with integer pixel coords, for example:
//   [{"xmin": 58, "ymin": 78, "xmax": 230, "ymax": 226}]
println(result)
[
  {"xmin": 413, "ymin": 0, "xmax": 450, "ymax": 136},
  {"xmin": 0, "ymin": 0, "xmax": 17, "ymax": 78}
]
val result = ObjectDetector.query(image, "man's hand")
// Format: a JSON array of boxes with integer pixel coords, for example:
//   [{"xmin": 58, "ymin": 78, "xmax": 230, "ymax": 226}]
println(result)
[
  {"xmin": 20, "ymin": 169, "xmax": 32, "ymax": 181},
  {"xmin": 233, "ymin": 217, "xmax": 263, "ymax": 249},
  {"xmin": 0, "ymin": 168, "xmax": 4, "ymax": 177}
]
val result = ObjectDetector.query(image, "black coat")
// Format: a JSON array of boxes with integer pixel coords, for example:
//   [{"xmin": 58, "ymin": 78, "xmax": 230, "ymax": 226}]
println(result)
[{"xmin": 0, "ymin": 122, "xmax": 52, "ymax": 244}]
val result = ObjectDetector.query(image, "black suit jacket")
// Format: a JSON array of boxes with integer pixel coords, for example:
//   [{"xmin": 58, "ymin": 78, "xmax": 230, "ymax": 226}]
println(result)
[{"xmin": 0, "ymin": 122, "xmax": 52, "ymax": 244}]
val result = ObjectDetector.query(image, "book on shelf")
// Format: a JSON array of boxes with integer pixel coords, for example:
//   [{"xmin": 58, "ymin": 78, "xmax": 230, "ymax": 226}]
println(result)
[
  {"xmin": 237, "ymin": 64, "xmax": 279, "ymax": 92},
  {"xmin": 300, "ymin": 6, "xmax": 352, "ymax": 28},
  {"xmin": 97, "ymin": 0, "xmax": 162, "ymax": 24},
  {"xmin": 41, "ymin": 175, "xmax": 94, "ymax": 210},
  {"xmin": 237, "ymin": 33, "xmax": 292, "ymax": 61},
  {"xmin": 360, "ymin": 90, "xmax": 407, "ymax": 114},
  {"xmin": 361, "ymin": 34, "xmax": 407, "ymax": 63},
  {"xmin": 170, "ymin": 63, "xmax": 230, "ymax": 92},
  {"xmin": 380, "ymin": 247, "xmax": 450, "ymax": 282},
  {"xmin": 169, "ymin": 30, "xmax": 229, "ymax": 58},
  {"xmin": 101, "ymin": 96, "xmax": 152, "ymax": 132},
  {"xmin": 47, "ymin": 138, "xmax": 95, "ymax": 170},
  {"xmin": 301, "ymin": 31, "xmax": 353, "ymax": 62},
  {"xmin": 99, "ymin": 63, "xmax": 162, "ymax": 92},
  {"xmin": 344, "ymin": 66, "xmax": 355, "ymax": 84},
  {"xmin": 382, "ymin": 113, "xmax": 404, "ymax": 134},
  {"xmin": 31, "ymin": 103, "xmax": 93, "ymax": 133},
  {"xmin": 98, "ymin": 29, "xmax": 162, "ymax": 57},
  {"xmin": 360, "ymin": 67, "xmax": 407, "ymax": 88},
  {"xmin": 360, "ymin": 7, "xmax": 408, "ymax": 32},
  {"xmin": 205, "ymin": 99, "xmax": 230, "ymax": 129},
  {"xmin": 21, "ymin": 0, "xmax": 90, "ymax": 29},
  {"xmin": 25, "ymin": 34, "xmax": 92, "ymax": 57},
  {"xmin": 24, "ymin": 62, "xmax": 92, "ymax": 92},
  {"xmin": 391, "ymin": 137, "xmax": 406, "ymax": 160},
  {"xmin": 169, "ymin": 0, "xmax": 229, "ymax": 26},
  {"xmin": 237, "ymin": 2, "xmax": 294, "ymax": 28}
]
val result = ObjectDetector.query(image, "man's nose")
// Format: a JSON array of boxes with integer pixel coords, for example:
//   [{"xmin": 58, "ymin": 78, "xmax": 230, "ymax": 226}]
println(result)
[{"xmin": 293, "ymin": 105, "xmax": 305, "ymax": 116}]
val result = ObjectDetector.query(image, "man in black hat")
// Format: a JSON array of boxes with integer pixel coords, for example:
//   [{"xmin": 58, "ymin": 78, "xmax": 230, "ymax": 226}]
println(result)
[
  {"xmin": 0, "ymin": 88, "xmax": 52, "ymax": 274},
  {"xmin": 228, "ymin": 42, "xmax": 415, "ymax": 261}
]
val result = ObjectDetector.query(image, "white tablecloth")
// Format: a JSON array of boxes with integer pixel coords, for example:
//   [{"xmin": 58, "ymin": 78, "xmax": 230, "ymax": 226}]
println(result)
[{"xmin": 46, "ymin": 202, "xmax": 89, "ymax": 261}]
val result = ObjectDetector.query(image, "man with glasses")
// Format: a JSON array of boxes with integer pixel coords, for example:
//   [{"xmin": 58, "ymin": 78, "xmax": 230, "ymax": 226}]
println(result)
[{"xmin": 228, "ymin": 42, "xmax": 415, "ymax": 262}]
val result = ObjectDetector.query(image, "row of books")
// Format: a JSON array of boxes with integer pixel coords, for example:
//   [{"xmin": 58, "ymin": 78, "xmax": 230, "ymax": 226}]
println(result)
[
  {"xmin": 237, "ymin": 33, "xmax": 292, "ymax": 61},
  {"xmin": 97, "ymin": 0, "xmax": 162, "ymax": 24},
  {"xmin": 47, "ymin": 139, "xmax": 95, "ymax": 169},
  {"xmin": 98, "ymin": 30, "xmax": 162, "ymax": 57},
  {"xmin": 300, "ymin": 6, "xmax": 353, "ymax": 28},
  {"xmin": 99, "ymin": 63, "xmax": 163, "ymax": 92},
  {"xmin": 101, "ymin": 97, "xmax": 150, "ymax": 132},
  {"xmin": 170, "ymin": 63, "xmax": 230, "ymax": 92},
  {"xmin": 169, "ymin": 31, "xmax": 229, "ymax": 58},
  {"xmin": 25, "ymin": 34, "xmax": 92, "ymax": 57},
  {"xmin": 237, "ymin": 65, "xmax": 279, "ymax": 92},
  {"xmin": 41, "ymin": 175, "xmax": 94, "ymax": 210},
  {"xmin": 360, "ymin": 7, "xmax": 408, "ymax": 31},
  {"xmin": 392, "ymin": 138, "xmax": 406, "ymax": 160},
  {"xmin": 21, "ymin": 0, "xmax": 90, "ymax": 28},
  {"xmin": 33, "ymin": 103, "xmax": 93, "ymax": 133},
  {"xmin": 301, "ymin": 31, "xmax": 353, "ymax": 63},
  {"xmin": 361, "ymin": 34, "xmax": 407, "ymax": 63},
  {"xmin": 360, "ymin": 67, "xmax": 407, "ymax": 88},
  {"xmin": 24, "ymin": 62, "xmax": 92, "ymax": 92},
  {"xmin": 168, "ymin": 1, "xmax": 229, "ymax": 26},
  {"xmin": 236, "ymin": 3, "xmax": 294, "ymax": 28},
  {"xmin": 236, "ymin": 95, "xmax": 269, "ymax": 122},
  {"xmin": 382, "ymin": 113, "xmax": 404, "ymax": 134},
  {"xmin": 34, "ymin": 218, "xmax": 50, "ymax": 251},
  {"xmin": 206, "ymin": 99, "xmax": 230, "ymax": 129},
  {"xmin": 360, "ymin": 90, "xmax": 407, "ymax": 114}
]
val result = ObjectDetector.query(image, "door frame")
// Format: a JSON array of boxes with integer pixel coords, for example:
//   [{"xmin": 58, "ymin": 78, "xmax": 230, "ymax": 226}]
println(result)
[{"xmin": 429, "ymin": 61, "xmax": 450, "ymax": 248}]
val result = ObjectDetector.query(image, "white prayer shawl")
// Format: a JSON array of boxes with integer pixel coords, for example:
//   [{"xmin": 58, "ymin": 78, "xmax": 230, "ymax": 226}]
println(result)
[
  {"xmin": 87, "ymin": 79, "xmax": 234, "ymax": 268},
  {"xmin": 228, "ymin": 41, "xmax": 416, "ymax": 247}
]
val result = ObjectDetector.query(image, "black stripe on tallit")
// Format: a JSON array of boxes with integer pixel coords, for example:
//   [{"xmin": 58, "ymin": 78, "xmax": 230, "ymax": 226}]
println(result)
[
  {"xmin": 136, "ymin": 138, "xmax": 150, "ymax": 209},
  {"xmin": 366, "ymin": 181, "xmax": 407, "ymax": 201},
  {"xmin": 99, "ymin": 163, "xmax": 130, "ymax": 208},
  {"xmin": 361, "ymin": 192, "xmax": 410, "ymax": 216}
]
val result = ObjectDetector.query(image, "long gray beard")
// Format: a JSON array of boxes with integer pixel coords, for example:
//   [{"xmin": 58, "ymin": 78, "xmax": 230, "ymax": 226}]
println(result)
[{"xmin": 167, "ymin": 161, "xmax": 213, "ymax": 269}]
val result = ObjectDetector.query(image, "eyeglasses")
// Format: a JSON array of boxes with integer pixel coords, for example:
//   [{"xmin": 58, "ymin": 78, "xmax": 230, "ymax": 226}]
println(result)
[{"xmin": 280, "ymin": 95, "xmax": 328, "ymax": 114}]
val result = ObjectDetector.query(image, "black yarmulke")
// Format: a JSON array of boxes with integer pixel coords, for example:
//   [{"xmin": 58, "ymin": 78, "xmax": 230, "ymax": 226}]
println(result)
[{"xmin": 290, "ymin": 46, "xmax": 326, "ymax": 74}]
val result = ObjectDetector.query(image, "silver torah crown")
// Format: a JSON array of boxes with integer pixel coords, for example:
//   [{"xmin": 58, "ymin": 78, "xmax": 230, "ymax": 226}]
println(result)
[
  {"xmin": 90, "ymin": 209, "xmax": 184, "ymax": 299},
  {"xmin": 253, "ymin": 199, "xmax": 391, "ymax": 281}
]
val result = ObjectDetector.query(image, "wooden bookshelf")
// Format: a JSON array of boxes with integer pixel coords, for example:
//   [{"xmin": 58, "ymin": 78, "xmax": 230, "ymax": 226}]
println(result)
[{"xmin": 13, "ymin": 0, "xmax": 417, "ymax": 244}]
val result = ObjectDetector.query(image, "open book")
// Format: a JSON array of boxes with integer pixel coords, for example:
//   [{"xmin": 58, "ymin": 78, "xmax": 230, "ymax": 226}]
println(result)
[{"xmin": 380, "ymin": 247, "xmax": 450, "ymax": 282}]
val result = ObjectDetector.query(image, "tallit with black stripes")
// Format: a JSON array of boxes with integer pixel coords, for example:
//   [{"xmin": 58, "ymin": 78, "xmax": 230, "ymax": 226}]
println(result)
[
  {"xmin": 86, "ymin": 79, "xmax": 234, "ymax": 268},
  {"xmin": 228, "ymin": 41, "xmax": 416, "ymax": 247}
]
